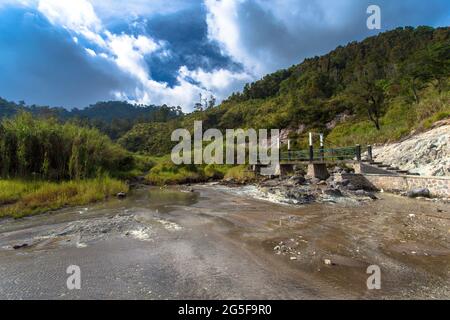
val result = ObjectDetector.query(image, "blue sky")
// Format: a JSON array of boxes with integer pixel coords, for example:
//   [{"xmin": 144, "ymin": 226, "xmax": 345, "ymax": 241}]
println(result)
[{"xmin": 0, "ymin": 0, "xmax": 449, "ymax": 111}]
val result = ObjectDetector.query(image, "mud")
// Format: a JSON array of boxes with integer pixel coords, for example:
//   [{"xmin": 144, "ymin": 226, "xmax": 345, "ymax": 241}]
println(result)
[{"xmin": 0, "ymin": 184, "xmax": 448, "ymax": 299}]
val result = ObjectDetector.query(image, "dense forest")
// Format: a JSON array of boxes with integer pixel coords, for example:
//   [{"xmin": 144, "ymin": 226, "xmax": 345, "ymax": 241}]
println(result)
[{"xmin": 0, "ymin": 99, "xmax": 183, "ymax": 140}]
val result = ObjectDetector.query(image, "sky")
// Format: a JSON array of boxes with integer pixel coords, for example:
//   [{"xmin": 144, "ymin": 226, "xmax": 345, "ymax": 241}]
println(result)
[{"xmin": 0, "ymin": 0, "xmax": 449, "ymax": 111}]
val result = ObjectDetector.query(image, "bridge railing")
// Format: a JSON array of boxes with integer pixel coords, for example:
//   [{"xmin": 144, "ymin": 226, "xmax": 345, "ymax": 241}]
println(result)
[{"xmin": 280, "ymin": 145, "xmax": 373, "ymax": 163}]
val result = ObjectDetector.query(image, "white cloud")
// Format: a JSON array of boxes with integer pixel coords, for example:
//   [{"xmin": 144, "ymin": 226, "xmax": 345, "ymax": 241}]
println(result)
[
  {"xmin": 205, "ymin": 0, "xmax": 257, "ymax": 74},
  {"xmin": 38, "ymin": 0, "xmax": 105, "ymax": 46},
  {"xmin": 85, "ymin": 48, "xmax": 96, "ymax": 56},
  {"xmin": 33, "ymin": 0, "xmax": 240, "ymax": 111},
  {"xmin": 204, "ymin": 0, "xmax": 368, "ymax": 78},
  {"xmin": 180, "ymin": 66, "xmax": 252, "ymax": 100}
]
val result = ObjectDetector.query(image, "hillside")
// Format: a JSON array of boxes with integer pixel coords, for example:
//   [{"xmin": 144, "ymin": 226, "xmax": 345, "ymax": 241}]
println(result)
[
  {"xmin": 121, "ymin": 26, "xmax": 449, "ymax": 155},
  {"xmin": 1, "ymin": 26, "xmax": 449, "ymax": 157}
]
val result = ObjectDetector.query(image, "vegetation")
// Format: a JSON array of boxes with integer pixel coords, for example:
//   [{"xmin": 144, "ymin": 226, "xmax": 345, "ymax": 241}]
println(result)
[
  {"xmin": 224, "ymin": 165, "xmax": 257, "ymax": 183},
  {"xmin": 144, "ymin": 157, "xmax": 231, "ymax": 185},
  {"xmin": 0, "ymin": 112, "xmax": 134, "ymax": 180},
  {"xmin": 118, "ymin": 122, "xmax": 178, "ymax": 156},
  {"xmin": 0, "ymin": 177, "xmax": 127, "ymax": 219},
  {"xmin": 0, "ymin": 114, "xmax": 134, "ymax": 218},
  {"xmin": 0, "ymin": 99, "xmax": 183, "ymax": 141}
]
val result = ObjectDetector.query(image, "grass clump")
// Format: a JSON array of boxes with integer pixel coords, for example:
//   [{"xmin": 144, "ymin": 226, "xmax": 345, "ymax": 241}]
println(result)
[
  {"xmin": 145, "ymin": 160, "xmax": 205, "ymax": 185},
  {"xmin": 0, "ymin": 177, "xmax": 128, "ymax": 219},
  {"xmin": 224, "ymin": 165, "xmax": 256, "ymax": 183}
]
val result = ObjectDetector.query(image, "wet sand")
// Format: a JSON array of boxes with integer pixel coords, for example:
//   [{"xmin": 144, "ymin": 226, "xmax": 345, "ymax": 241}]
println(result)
[{"xmin": 0, "ymin": 184, "xmax": 448, "ymax": 299}]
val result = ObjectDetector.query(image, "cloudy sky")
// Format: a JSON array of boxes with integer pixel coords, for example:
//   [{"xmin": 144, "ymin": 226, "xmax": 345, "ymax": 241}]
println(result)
[{"xmin": 0, "ymin": 0, "xmax": 449, "ymax": 111}]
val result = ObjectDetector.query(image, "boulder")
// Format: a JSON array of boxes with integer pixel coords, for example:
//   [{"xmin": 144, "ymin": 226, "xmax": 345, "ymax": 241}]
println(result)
[
  {"xmin": 332, "ymin": 166, "xmax": 344, "ymax": 174},
  {"xmin": 354, "ymin": 190, "xmax": 378, "ymax": 200},
  {"xmin": 323, "ymin": 188, "xmax": 343, "ymax": 197},
  {"xmin": 116, "ymin": 192, "xmax": 127, "ymax": 199},
  {"xmin": 407, "ymin": 188, "xmax": 431, "ymax": 198},
  {"xmin": 346, "ymin": 183, "xmax": 359, "ymax": 191},
  {"xmin": 13, "ymin": 243, "xmax": 29, "ymax": 250},
  {"xmin": 289, "ymin": 175, "xmax": 306, "ymax": 185},
  {"xmin": 338, "ymin": 179, "xmax": 350, "ymax": 187}
]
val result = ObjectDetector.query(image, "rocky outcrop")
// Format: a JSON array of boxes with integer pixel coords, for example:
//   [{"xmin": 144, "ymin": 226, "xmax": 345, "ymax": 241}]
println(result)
[
  {"xmin": 253, "ymin": 169, "xmax": 378, "ymax": 205},
  {"xmin": 373, "ymin": 123, "xmax": 450, "ymax": 177}
]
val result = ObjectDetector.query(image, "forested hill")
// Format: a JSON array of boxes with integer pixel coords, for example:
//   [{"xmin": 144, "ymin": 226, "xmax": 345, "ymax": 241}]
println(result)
[
  {"xmin": 166, "ymin": 26, "xmax": 449, "ymax": 149},
  {"xmin": 119, "ymin": 26, "xmax": 449, "ymax": 155},
  {"xmin": 0, "ymin": 99, "xmax": 183, "ymax": 140}
]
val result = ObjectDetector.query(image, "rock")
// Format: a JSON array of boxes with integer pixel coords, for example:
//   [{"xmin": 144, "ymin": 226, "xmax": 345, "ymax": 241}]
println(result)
[
  {"xmin": 13, "ymin": 243, "xmax": 28, "ymax": 250},
  {"xmin": 117, "ymin": 192, "xmax": 127, "ymax": 199},
  {"xmin": 323, "ymin": 188, "xmax": 343, "ymax": 197},
  {"xmin": 407, "ymin": 188, "xmax": 431, "ymax": 198},
  {"xmin": 346, "ymin": 183, "xmax": 358, "ymax": 191},
  {"xmin": 338, "ymin": 179, "xmax": 350, "ymax": 187},
  {"xmin": 324, "ymin": 259, "xmax": 332, "ymax": 265},
  {"xmin": 290, "ymin": 256, "xmax": 297, "ymax": 261},
  {"xmin": 354, "ymin": 190, "xmax": 378, "ymax": 200},
  {"xmin": 332, "ymin": 166, "xmax": 344, "ymax": 173},
  {"xmin": 289, "ymin": 175, "xmax": 306, "ymax": 185}
]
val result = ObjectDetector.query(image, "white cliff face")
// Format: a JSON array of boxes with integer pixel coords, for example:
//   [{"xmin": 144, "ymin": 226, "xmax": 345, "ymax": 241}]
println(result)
[{"xmin": 373, "ymin": 123, "xmax": 450, "ymax": 177}]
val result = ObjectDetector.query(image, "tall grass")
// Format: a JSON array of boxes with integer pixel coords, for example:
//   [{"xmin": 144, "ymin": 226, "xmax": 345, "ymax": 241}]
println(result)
[
  {"xmin": 0, "ymin": 112, "xmax": 134, "ymax": 180},
  {"xmin": 0, "ymin": 177, "xmax": 128, "ymax": 219}
]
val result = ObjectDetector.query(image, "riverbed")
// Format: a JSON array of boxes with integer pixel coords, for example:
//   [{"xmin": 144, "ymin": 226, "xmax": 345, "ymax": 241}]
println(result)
[{"xmin": 0, "ymin": 184, "xmax": 448, "ymax": 299}]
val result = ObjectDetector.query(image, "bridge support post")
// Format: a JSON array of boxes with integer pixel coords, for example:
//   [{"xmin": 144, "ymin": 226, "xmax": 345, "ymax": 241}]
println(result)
[
  {"xmin": 355, "ymin": 144, "xmax": 361, "ymax": 162},
  {"xmin": 319, "ymin": 133, "xmax": 324, "ymax": 162},
  {"xmin": 309, "ymin": 132, "xmax": 314, "ymax": 163},
  {"xmin": 367, "ymin": 145, "xmax": 373, "ymax": 162},
  {"xmin": 306, "ymin": 163, "xmax": 330, "ymax": 181}
]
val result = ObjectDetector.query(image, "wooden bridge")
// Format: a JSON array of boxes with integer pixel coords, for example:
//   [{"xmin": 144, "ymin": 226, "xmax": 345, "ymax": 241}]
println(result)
[{"xmin": 253, "ymin": 142, "xmax": 417, "ymax": 178}]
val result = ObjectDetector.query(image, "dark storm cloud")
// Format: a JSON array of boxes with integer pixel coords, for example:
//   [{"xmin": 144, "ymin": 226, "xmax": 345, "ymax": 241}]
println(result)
[
  {"xmin": 212, "ymin": 0, "xmax": 450, "ymax": 73},
  {"xmin": 143, "ymin": 4, "xmax": 242, "ymax": 86},
  {"xmin": 0, "ymin": 7, "xmax": 135, "ymax": 109}
]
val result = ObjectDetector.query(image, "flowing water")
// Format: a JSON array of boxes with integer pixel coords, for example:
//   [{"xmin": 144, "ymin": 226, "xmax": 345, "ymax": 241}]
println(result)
[{"xmin": 0, "ymin": 184, "xmax": 448, "ymax": 299}]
